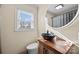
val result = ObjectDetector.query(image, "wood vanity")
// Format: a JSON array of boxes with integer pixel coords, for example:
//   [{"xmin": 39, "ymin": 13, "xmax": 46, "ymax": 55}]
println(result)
[{"xmin": 38, "ymin": 36, "xmax": 73, "ymax": 54}]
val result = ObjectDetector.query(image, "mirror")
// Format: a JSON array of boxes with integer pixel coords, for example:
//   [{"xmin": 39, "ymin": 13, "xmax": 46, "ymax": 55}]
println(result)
[{"xmin": 46, "ymin": 4, "xmax": 78, "ymax": 28}]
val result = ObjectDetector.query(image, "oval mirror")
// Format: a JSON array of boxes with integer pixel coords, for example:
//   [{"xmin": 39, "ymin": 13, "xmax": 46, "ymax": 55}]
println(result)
[{"xmin": 46, "ymin": 4, "xmax": 78, "ymax": 28}]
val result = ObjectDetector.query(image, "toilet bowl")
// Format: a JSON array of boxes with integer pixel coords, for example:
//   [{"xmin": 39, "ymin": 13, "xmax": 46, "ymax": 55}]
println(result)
[{"xmin": 26, "ymin": 42, "xmax": 38, "ymax": 54}]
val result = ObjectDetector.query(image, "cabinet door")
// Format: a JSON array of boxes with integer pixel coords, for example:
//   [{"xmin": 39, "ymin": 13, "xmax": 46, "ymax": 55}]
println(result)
[{"xmin": 38, "ymin": 43, "xmax": 44, "ymax": 54}]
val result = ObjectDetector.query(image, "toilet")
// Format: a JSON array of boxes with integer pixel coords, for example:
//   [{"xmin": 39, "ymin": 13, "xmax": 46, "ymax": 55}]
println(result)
[{"xmin": 26, "ymin": 42, "xmax": 38, "ymax": 54}]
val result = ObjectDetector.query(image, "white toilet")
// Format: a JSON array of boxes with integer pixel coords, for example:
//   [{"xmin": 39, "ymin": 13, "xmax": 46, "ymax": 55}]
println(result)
[{"xmin": 26, "ymin": 42, "xmax": 38, "ymax": 54}]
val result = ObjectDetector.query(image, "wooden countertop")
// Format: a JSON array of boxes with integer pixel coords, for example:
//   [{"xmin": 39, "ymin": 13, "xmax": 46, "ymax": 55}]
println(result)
[{"xmin": 38, "ymin": 36, "xmax": 73, "ymax": 54}]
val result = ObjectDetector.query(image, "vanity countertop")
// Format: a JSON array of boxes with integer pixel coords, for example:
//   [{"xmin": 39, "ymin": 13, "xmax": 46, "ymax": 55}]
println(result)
[{"xmin": 38, "ymin": 36, "xmax": 73, "ymax": 54}]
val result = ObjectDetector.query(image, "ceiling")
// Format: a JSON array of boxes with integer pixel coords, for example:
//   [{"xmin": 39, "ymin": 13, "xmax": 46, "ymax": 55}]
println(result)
[{"xmin": 47, "ymin": 4, "xmax": 78, "ymax": 16}]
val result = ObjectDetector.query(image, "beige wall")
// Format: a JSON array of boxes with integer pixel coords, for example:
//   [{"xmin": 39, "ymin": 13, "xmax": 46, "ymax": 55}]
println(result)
[
  {"xmin": 0, "ymin": 4, "xmax": 48, "ymax": 54},
  {"xmin": 37, "ymin": 5, "xmax": 48, "ymax": 36},
  {"xmin": 0, "ymin": 4, "xmax": 38, "ymax": 53}
]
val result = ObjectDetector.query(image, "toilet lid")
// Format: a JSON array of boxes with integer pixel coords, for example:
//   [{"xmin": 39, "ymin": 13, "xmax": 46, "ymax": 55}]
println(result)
[{"xmin": 26, "ymin": 43, "xmax": 38, "ymax": 49}]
